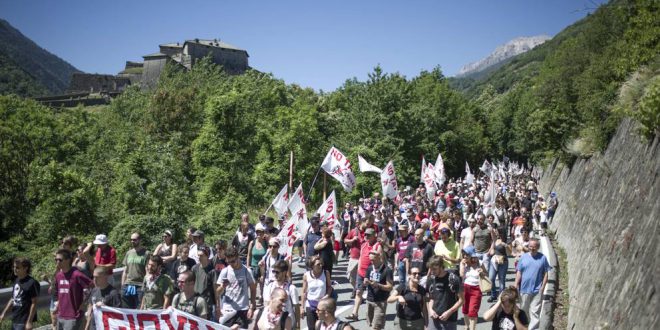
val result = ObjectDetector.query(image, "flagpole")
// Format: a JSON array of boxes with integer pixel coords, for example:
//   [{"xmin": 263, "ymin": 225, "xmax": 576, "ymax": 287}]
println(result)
[
  {"xmin": 307, "ymin": 165, "xmax": 323, "ymax": 202},
  {"xmin": 289, "ymin": 151, "xmax": 294, "ymax": 195},
  {"xmin": 323, "ymin": 173, "xmax": 327, "ymax": 200}
]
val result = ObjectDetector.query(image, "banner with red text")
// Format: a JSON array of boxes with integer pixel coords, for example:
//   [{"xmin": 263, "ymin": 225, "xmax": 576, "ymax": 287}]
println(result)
[
  {"xmin": 321, "ymin": 147, "xmax": 356, "ymax": 192},
  {"xmin": 380, "ymin": 161, "xmax": 399, "ymax": 200},
  {"xmin": 316, "ymin": 191, "xmax": 340, "ymax": 238},
  {"xmin": 93, "ymin": 305, "xmax": 231, "ymax": 330}
]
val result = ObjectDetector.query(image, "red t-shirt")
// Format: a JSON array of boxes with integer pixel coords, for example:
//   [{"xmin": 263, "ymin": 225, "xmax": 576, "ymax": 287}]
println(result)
[
  {"xmin": 56, "ymin": 268, "xmax": 92, "ymax": 319},
  {"xmin": 346, "ymin": 228, "xmax": 365, "ymax": 259},
  {"xmin": 95, "ymin": 246, "xmax": 117, "ymax": 274},
  {"xmin": 358, "ymin": 241, "xmax": 381, "ymax": 278}
]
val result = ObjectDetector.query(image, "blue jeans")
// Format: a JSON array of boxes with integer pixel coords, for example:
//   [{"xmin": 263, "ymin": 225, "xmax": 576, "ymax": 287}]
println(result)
[
  {"xmin": 397, "ymin": 261, "xmax": 407, "ymax": 285},
  {"xmin": 489, "ymin": 256, "xmax": 508, "ymax": 298}
]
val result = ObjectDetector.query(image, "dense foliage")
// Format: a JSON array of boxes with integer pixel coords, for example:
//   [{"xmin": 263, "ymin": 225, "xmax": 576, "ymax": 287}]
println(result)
[
  {"xmin": 452, "ymin": 0, "xmax": 659, "ymax": 160},
  {"xmin": 0, "ymin": 0, "xmax": 657, "ymax": 285}
]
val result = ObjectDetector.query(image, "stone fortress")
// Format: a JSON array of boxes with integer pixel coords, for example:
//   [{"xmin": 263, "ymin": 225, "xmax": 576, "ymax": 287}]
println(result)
[{"xmin": 39, "ymin": 38, "xmax": 249, "ymax": 106}]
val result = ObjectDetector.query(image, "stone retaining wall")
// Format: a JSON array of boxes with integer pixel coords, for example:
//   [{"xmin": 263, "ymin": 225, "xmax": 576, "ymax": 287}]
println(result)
[{"xmin": 539, "ymin": 118, "xmax": 659, "ymax": 329}]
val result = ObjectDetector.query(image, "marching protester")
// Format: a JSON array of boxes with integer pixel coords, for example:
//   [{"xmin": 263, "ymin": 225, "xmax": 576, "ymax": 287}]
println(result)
[
  {"xmin": 263, "ymin": 260, "xmax": 298, "ymax": 330},
  {"xmin": 169, "ymin": 245, "xmax": 197, "ymax": 293},
  {"xmin": 300, "ymin": 256, "xmax": 332, "ymax": 330},
  {"xmin": 394, "ymin": 223, "xmax": 412, "ymax": 285},
  {"xmin": 85, "ymin": 267, "xmax": 121, "ymax": 330},
  {"xmin": 154, "ymin": 230, "xmax": 177, "ymax": 276},
  {"xmin": 121, "ymin": 233, "xmax": 150, "ymax": 309},
  {"xmin": 314, "ymin": 228, "xmax": 336, "ymax": 276},
  {"xmin": 346, "ymin": 228, "xmax": 381, "ymax": 321},
  {"xmin": 387, "ymin": 266, "xmax": 426, "ymax": 330},
  {"xmin": 426, "ymin": 255, "xmax": 463, "ymax": 330},
  {"xmin": 314, "ymin": 297, "xmax": 354, "ymax": 330},
  {"xmin": 54, "ymin": 249, "xmax": 93, "ymax": 330},
  {"xmin": 232, "ymin": 222, "xmax": 254, "ymax": 265},
  {"xmin": 247, "ymin": 223, "xmax": 268, "ymax": 305},
  {"xmin": 434, "ymin": 227, "xmax": 461, "ymax": 273},
  {"xmin": 93, "ymin": 234, "xmax": 116, "ymax": 285},
  {"xmin": 0, "ymin": 258, "xmax": 40, "ymax": 330},
  {"xmin": 515, "ymin": 238, "xmax": 551, "ymax": 330},
  {"xmin": 172, "ymin": 271, "xmax": 209, "ymax": 319},
  {"xmin": 488, "ymin": 224, "xmax": 511, "ymax": 303},
  {"xmin": 484, "ymin": 286, "xmax": 529, "ymax": 330},
  {"xmin": 404, "ymin": 228, "xmax": 434, "ymax": 285},
  {"xmin": 362, "ymin": 250, "xmax": 393, "ymax": 330},
  {"xmin": 460, "ymin": 246, "xmax": 487, "ymax": 330},
  {"xmin": 216, "ymin": 246, "xmax": 257, "ymax": 329},
  {"xmin": 256, "ymin": 288, "xmax": 290, "ymax": 330},
  {"xmin": 191, "ymin": 246, "xmax": 216, "ymax": 320},
  {"xmin": 260, "ymin": 238, "xmax": 289, "ymax": 285},
  {"xmin": 344, "ymin": 218, "xmax": 365, "ymax": 297},
  {"xmin": 140, "ymin": 255, "xmax": 174, "ymax": 310}
]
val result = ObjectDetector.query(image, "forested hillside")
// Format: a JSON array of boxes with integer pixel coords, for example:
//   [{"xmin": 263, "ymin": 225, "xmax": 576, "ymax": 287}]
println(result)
[
  {"xmin": 0, "ymin": 18, "xmax": 80, "ymax": 96},
  {"xmin": 0, "ymin": 0, "xmax": 658, "ymax": 284}
]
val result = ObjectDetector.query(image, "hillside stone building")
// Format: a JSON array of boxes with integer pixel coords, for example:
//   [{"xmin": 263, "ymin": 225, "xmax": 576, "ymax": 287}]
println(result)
[{"xmin": 135, "ymin": 38, "xmax": 249, "ymax": 88}]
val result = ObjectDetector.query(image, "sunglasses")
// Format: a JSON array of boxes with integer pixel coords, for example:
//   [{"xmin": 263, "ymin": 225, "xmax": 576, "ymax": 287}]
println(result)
[
  {"xmin": 272, "ymin": 270, "xmax": 281, "ymax": 274},
  {"xmin": 269, "ymin": 245, "xmax": 278, "ymax": 248}
]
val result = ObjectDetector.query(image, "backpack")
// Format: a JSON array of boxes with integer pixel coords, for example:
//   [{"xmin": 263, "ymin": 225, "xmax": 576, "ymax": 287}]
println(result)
[{"xmin": 173, "ymin": 293, "xmax": 204, "ymax": 317}]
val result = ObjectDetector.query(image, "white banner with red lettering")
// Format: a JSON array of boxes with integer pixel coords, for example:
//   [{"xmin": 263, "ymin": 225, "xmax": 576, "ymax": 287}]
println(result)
[
  {"xmin": 321, "ymin": 147, "xmax": 356, "ymax": 192},
  {"xmin": 93, "ymin": 305, "xmax": 231, "ymax": 330},
  {"xmin": 316, "ymin": 191, "xmax": 340, "ymax": 238},
  {"xmin": 279, "ymin": 183, "xmax": 306, "ymax": 256},
  {"xmin": 434, "ymin": 153, "xmax": 446, "ymax": 186},
  {"xmin": 380, "ymin": 161, "xmax": 399, "ymax": 200}
]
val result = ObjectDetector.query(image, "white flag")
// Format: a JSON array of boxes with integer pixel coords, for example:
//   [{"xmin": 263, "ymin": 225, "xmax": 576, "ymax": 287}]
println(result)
[
  {"xmin": 465, "ymin": 161, "xmax": 475, "ymax": 185},
  {"xmin": 321, "ymin": 147, "xmax": 356, "ymax": 192},
  {"xmin": 358, "ymin": 155, "xmax": 383, "ymax": 173},
  {"xmin": 287, "ymin": 183, "xmax": 307, "ymax": 231},
  {"xmin": 484, "ymin": 178, "xmax": 497, "ymax": 205},
  {"xmin": 434, "ymin": 153, "xmax": 446, "ymax": 186},
  {"xmin": 381, "ymin": 161, "xmax": 399, "ymax": 199},
  {"xmin": 272, "ymin": 184, "xmax": 289, "ymax": 217},
  {"xmin": 316, "ymin": 191, "xmax": 341, "ymax": 238},
  {"xmin": 480, "ymin": 160, "xmax": 491, "ymax": 174},
  {"xmin": 420, "ymin": 156, "xmax": 427, "ymax": 183}
]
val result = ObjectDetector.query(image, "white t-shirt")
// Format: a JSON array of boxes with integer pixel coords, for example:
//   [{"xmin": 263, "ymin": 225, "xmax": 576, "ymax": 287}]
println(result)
[{"xmin": 461, "ymin": 227, "xmax": 474, "ymax": 249}]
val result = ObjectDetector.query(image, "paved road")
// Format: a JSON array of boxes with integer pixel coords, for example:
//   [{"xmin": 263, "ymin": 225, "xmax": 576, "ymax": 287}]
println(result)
[{"xmin": 282, "ymin": 255, "xmax": 517, "ymax": 330}]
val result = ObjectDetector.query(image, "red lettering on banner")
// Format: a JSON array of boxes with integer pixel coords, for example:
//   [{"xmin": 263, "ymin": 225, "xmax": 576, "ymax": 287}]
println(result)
[
  {"xmin": 137, "ymin": 314, "xmax": 161, "ymax": 330},
  {"xmin": 127, "ymin": 314, "xmax": 136, "ymax": 330},
  {"xmin": 161, "ymin": 314, "xmax": 175, "ymax": 330},
  {"xmin": 176, "ymin": 315, "xmax": 199, "ymax": 330},
  {"xmin": 206, "ymin": 326, "xmax": 215, "ymax": 330},
  {"xmin": 102, "ymin": 311, "xmax": 126, "ymax": 330}
]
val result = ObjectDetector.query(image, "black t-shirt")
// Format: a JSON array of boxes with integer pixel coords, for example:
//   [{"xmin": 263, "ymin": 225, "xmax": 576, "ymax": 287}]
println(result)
[
  {"xmin": 395, "ymin": 283, "xmax": 426, "ymax": 320},
  {"xmin": 427, "ymin": 272, "xmax": 461, "ymax": 322},
  {"xmin": 319, "ymin": 240, "xmax": 334, "ymax": 270},
  {"xmin": 305, "ymin": 231, "xmax": 322, "ymax": 257},
  {"xmin": 11, "ymin": 276, "xmax": 40, "ymax": 323},
  {"xmin": 405, "ymin": 241, "xmax": 434, "ymax": 275},
  {"xmin": 89, "ymin": 285, "xmax": 121, "ymax": 330},
  {"xmin": 169, "ymin": 258, "xmax": 197, "ymax": 289},
  {"xmin": 491, "ymin": 308, "xmax": 529, "ymax": 330},
  {"xmin": 365, "ymin": 263, "xmax": 392, "ymax": 302}
]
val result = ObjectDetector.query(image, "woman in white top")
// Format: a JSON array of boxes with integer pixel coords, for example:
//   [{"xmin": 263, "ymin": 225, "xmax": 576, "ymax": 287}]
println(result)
[
  {"xmin": 263, "ymin": 260, "xmax": 298, "ymax": 330},
  {"xmin": 460, "ymin": 246, "xmax": 487, "ymax": 330},
  {"xmin": 301, "ymin": 256, "xmax": 332, "ymax": 330}
]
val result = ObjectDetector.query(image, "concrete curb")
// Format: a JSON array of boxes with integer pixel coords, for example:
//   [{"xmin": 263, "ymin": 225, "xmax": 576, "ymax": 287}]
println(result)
[{"xmin": 539, "ymin": 235, "xmax": 558, "ymax": 330}]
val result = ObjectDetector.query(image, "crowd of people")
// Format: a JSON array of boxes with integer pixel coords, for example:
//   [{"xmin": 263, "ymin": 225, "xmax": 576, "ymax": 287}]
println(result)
[{"xmin": 0, "ymin": 171, "xmax": 558, "ymax": 330}]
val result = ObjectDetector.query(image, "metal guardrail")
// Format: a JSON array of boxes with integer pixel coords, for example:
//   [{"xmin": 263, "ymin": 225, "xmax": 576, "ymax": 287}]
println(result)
[{"xmin": 0, "ymin": 267, "xmax": 125, "ymax": 311}]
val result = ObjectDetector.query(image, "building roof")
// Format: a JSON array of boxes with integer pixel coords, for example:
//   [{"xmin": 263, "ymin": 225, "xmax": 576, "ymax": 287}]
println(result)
[
  {"xmin": 184, "ymin": 39, "xmax": 249, "ymax": 57},
  {"xmin": 159, "ymin": 42, "xmax": 183, "ymax": 48},
  {"xmin": 142, "ymin": 52, "xmax": 169, "ymax": 59}
]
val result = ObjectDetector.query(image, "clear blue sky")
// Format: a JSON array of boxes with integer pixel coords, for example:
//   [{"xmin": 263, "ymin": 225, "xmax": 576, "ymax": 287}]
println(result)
[{"xmin": 1, "ymin": 0, "xmax": 606, "ymax": 92}]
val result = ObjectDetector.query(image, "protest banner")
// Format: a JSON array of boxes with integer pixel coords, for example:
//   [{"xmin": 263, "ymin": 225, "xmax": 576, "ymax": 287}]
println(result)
[
  {"xmin": 321, "ymin": 147, "xmax": 356, "ymax": 192},
  {"xmin": 93, "ymin": 305, "xmax": 231, "ymax": 330}
]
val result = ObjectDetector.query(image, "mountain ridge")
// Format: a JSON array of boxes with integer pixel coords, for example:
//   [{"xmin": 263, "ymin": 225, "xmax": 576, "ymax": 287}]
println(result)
[
  {"xmin": 0, "ymin": 18, "xmax": 81, "ymax": 96},
  {"xmin": 456, "ymin": 35, "xmax": 551, "ymax": 78}
]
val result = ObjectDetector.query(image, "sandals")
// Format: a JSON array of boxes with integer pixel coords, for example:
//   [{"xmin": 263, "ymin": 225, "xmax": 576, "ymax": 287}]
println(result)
[{"xmin": 345, "ymin": 313, "xmax": 358, "ymax": 321}]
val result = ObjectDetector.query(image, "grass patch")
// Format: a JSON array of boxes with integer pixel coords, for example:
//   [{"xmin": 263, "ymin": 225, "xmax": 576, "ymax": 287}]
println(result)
[{"xmin": 548, "ymin": 230, "xmax": 570, "ymax": 330}]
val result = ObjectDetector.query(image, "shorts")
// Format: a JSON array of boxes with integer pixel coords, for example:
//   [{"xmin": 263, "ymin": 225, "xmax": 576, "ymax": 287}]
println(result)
[
  {"xmin": 366, "ymin": 301, "xmax": 387, "ymax": 329},
  {"xmin": 221, "ymin": 310, "xmax": 249, "ymax": 329},
  {"xmin": 250, "ymin": 266, "xmax": 261, "ymax": 281},
  {"xmin": 57, "ymin": 317, "xmax": 85, "ymax": 330},
  {"xmin": 397, "ymin": 318, "xmax": 424, "ymax": 330},
  {"xmin": 356, "ymin": 274, "xmax": 365, "ymax": 292},
  {"xmin": 541, "ymin": 222, "xmax": 548, "ymax": 229},
  {"xmin": 294, "ymin": 240, "xmax": 304, "ymax": 248},
  {"xmin": 462, "ymin": 283, "xmax": 482, "ymax": 317},
  {"xmin": 347, "ymin": 258, "xmax": 359, "ymax": 283}
]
